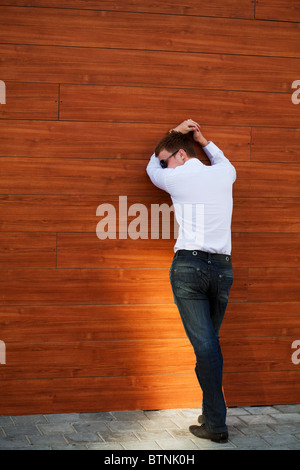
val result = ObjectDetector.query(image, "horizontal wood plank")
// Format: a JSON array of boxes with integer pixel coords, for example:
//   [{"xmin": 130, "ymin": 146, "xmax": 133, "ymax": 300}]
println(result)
[
  {"xmin": 1, "ymin": 159, "xmax": 299, "ymax": 198},
  {"xmin": 232, "ymin": 232, "xmax": 300, "ymax": 267},
  {"xmin": 0, "ymin": 267, "xmax": 248, "ymax": 305},
  {"xmin": 0, "ymin": 7, "xmax": 298, "ymax": 57},
  {"xmin": 0, "ymin": 120, "xmax": 250, "ymax": 161},
  {"xmin": 1, "ymin": 44, "xmax": 298, "ymax": 93},
  {"xmin": 1, "ymin": 370, "xmax": 299, "ymax": 415},
  {"xmin": 1, "ymin": 302, "xmax": 299, "ymax": 343},
  {"xmin": 57, "ymin": 236, "xmax": 175, "ymax": 269},
  {"xmin": 256, "ymin": 0, "xmax": 300, "ymax": 22},
  {"xmin": 1, "ymin": 196, "xmax": 299, "ymax": 233},
  {"xmin": 0, "ymin": 336, "xmax": 296, "ymax": 381},
  {"xmin": 248, "ymin": 268, "xmax": 300, "ymax": 301},
  {"xmin": 223, "ymin": 371, "xmax": 300, "ymax": 407},
  {"xmin": 60, "ymin": 85, "xmax": 299, "ymax": 127},
  {"xmin": 2, "ymin": 0, "xmax": 255, "ymax": 19},
  {"xmin": 0, "ymin": 232, "xmax": 56, "ymax": 268},
  {"xmin": 56, "ymin": 233, "xmax": 300, "ymax": 269},
  {"xmin": 251, "ymin": 128, "xmax": 300, "ymax": 163},
  {"xmin": 0, "ymin": 374, "xmax": 202, "ymax": 415},
  {"xmin": 0, "ymin": 82, "xmax": 58, "ymax": 120}
]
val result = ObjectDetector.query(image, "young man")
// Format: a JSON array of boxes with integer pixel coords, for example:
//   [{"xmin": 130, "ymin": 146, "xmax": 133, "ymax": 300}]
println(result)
[{"xmin": 146, "ymin": 119, "xmax": 236, "ymax": 443}]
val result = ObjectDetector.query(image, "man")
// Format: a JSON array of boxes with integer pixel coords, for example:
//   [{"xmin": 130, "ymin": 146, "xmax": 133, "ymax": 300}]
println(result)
[{"xmin": 146, "ymin": 119, "xmax": 236, "ymax": 443}]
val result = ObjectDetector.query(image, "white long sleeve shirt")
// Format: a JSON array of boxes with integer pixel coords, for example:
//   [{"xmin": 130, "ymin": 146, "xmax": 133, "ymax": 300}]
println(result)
[{"xmin": 146, "ymin": 141, "xmax": 236, "ymax": 255}]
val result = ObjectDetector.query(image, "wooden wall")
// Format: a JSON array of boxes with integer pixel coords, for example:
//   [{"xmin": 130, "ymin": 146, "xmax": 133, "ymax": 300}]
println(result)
[{"xmin": 0, "ymin": 1, "xmax": 299, "ymax": 415}]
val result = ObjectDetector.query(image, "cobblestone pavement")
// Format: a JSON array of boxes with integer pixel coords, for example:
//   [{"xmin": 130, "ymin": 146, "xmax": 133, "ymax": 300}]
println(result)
[{"xmin": 0, "ymin": 405, "xmax": 300, "ymax": 450}]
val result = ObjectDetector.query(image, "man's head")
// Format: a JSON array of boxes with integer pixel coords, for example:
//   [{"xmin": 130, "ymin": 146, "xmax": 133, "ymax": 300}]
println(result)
[{"xmin": 155, "ymin": 131, "xmax": 197, "ymax": 169}]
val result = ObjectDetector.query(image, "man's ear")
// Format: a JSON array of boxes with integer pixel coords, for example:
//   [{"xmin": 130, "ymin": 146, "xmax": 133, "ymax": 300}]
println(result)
[{"xmin": 178, "ymin": 149, "xmax": 188, "ymax": 162}]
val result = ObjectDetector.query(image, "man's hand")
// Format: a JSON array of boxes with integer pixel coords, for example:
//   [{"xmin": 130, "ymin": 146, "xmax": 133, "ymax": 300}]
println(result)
[
  {"xmin": 172, "ymin": 119, "xmax": 200, "ymax": 134},
  {"xmin": 172, "ymin": 119, "xmax": 208, "ymax": 147},
  {"xmin": 193, "ymin": 127, "xmax": 208, "ymax": 147}
]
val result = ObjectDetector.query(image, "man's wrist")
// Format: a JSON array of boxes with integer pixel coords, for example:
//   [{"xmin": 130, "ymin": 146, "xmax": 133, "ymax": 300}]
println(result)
[{"xmin": 196, "ymin": 137, "xmax": 209, "ymax": 147}]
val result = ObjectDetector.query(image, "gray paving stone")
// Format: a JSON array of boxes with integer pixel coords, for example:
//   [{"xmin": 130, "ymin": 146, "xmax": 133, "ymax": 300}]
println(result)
[
  {"xmin": 111, "ymin": 411, "xmax": 148, "ymax": 421},
  {"xmin": 238, "ymin": 414, "xmax": 278, "ymax": 426},
  {"xmin": 229, "ymin": 435, "xmax": 271, "ymax": 450},
  {"xmin": 37, "ymin": 423, "xmax": 75, "ymax": 434},
  {"xmin": 64, "ymin": 432, "xmax": 103, "ymax": 444},
  {"xmin": 271, "ymin": 413, "xmax": 300, "ymax": 423},
  {"xmin": 72, "ymin": 421, "xmax": 110, "ymax": 434},
  {"xmin": 156, "ymin": 438, "xmax": 200, "ymax": 450},
  {"xmin": 44, "ymin": 413, "xmax": 81, "ymax": 423},
  {"xmin": 263, "ymin": 433, "xmax": 300, "ymax": 449},
  {"xmin": 124, "ymin": 440, "xmax": 163, "ymax": 450},
  {"xmin": 79, "ymin": 412, "xmax": 115, "ymax": 422},
  {"xmin": 27, "ymin": 433, "xmax": 68, "ymax": 447},
  {"xmin": 273, "ymin": 404, "xmax": 300, "ymax": 414},
  {"xmin": 1, "ymin": 405, "xmax": 299, "ymax": 450}
]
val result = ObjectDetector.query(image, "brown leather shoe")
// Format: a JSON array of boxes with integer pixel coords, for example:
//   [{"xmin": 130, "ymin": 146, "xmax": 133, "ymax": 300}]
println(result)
[
  {"xmin": 189, "ymin": 424, "xmax": 228, "ymax": 443},
  {"xmin": 198, "ymin": 414, "xmax": 206, "ymax": 424}
]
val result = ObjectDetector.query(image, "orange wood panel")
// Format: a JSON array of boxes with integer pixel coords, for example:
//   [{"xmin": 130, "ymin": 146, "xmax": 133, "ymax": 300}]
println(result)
[
  {"xmin": 222, "ymin": 337, "xmax": 298, "ymax": 373},
  {"xmin": 0, "ymin": 305, "xmax": 186, "ymax": 343},
  {"xmin": 232, "ymin": 232, "xmax": 300, "ymax": 267},
  {"xmin": 0, "ymin": 374, "xmax": 202, "ymax": 415},
  {"xmin": 56, "ymin": 232, "xmax": 300, "ymax": 269},
  {"xmin": 1, "ymin": 44, "xmax": 298, "ymax": 93},
  {"xmin": 222, "ymin": 302, "xmax": 300, "ymax": 338},
  {"xmin": 248, "ymin": 268, "xmax": 300, "ymax": 302},
  {"xmin": 60, "ymin": 85, "xmax": 299, "ymax": 127},
  {"xmin": 234, "ymin": 162, "xmax": 300, "ymax": 198},
  {"xmin": 0, "ymin": 7, "xmax": 299, "ymax": 57},
  {"xmin": 223, "ymin": 371, "xmax": 300, "ymax": 407},
  {"xmin": 1, "ymin": 302, "xmax": 299, "ymax": 344},
  {"xmin": 256, "ymin": 0, "xmax": 300, "ymax": 22},
  {"xmin": 0, "ymin": 232, "xmax": 56, "ymax": 268},
  {"xmin": 252, "ymin": 128, "xmax": 300, "ymax": 163},
  {"xmin": 0, "ymin": 120, "xmax": 251, "ymax": 161},
  {"xmin": 2, "ymin": 159, "xmax": 298, "ymax": 198},
  {"xmin": 1, "ymin": 196, "xmax": 299, "ymax": 233},
  {"xmin": 0, "ymin": 267, "xmax": 248, "ymax": 305},
  {"xmin": 0, "ymin": 336, "xmax": 296, "ymax": 381},
  {"xmin": 1, "ymin": 370, "xmax": 299, "ymax": 415},
  {"xmin": 57, "ymin": 235, "xmax": 175, "ymax": 269},
  {"xmin": 1, "ymin": 303, "xmax": 299, "ymax": 344},
  {"xmin": 3, "ymin": 0, "xmax": 255, "ymax": 19},
  {"xmin": 0, "ymin": 82, "xmax": 58, "ymax": 120},
  {"xmin": 0, "ymin": 339, "xmax": 195, "ymax": 380},
  {"xmin": 232, "ymin": 198, "xmax": 300, "ymax": 233}
]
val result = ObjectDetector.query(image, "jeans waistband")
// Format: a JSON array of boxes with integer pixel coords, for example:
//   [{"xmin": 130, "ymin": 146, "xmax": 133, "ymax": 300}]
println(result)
[{"xmin": 175, "ymin": 249, "xmax": 231, "ymax": 263}]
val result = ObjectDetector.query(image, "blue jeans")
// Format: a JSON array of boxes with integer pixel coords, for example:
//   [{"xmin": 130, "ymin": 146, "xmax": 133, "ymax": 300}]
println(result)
[{"xmin": 169, "ymin": 249, "xmax": 233, "ymax": 433}]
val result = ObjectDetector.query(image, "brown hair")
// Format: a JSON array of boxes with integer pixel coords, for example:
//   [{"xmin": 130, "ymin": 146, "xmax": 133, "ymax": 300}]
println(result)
[{"xmin": 155, "ymin": 131, "xmax": 197, "ymax": 158}]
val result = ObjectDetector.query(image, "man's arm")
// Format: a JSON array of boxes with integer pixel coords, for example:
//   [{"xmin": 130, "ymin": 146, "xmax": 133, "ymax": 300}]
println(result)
[{"xmin": 193, "ymin": 127, "xmax": 236, "ymax": 181}]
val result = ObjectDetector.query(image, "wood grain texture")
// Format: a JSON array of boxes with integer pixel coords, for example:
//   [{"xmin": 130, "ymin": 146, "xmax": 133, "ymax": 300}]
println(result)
[
  {"xmin": 0, "ymin": 7, "xmax": 299, "ymax": 57},
  {"xmin": 2, "ymin": 0, "xmax": 255, "ymax": 19},
  {"xmin": 1, "ymin": 302, "xmax": 299, "ymax": 344},
  {"xmin": 0, "ymin": 232, "xmax": 56, "ymax": 268},
  {"xmin": 0, "ymin": 120, "xmax": 251, "ymax": 160},
  {"xmin": 0, "ymin": 336, "xmax": 296, "ymax": 381},
  {"xmin": 1, "ymin": 44, "xmax": 298, "ymax": 93},
  {"xmin": 252, "ymin": 128, "xmax": 300, "ymax": 163},
  {"xmin": 1, "ymin": 196, "xmax": 299, "ymax": 233},
  {"xmin": 0, "ymin": 82, "xmax": 58, "ymax": 120},
  {"xmin": 0, "ymin": 2, "xmax": 299, "ymax": 414},
  {"xmin": 0, "ymin": 267, "xmax": 248, "ymax": 305},
  {"xmin": 3, "ymin": 159, "xmax": 298, "ymax": 198},
  {"xmin": 56, "ymin": 233, "xmax": 300, "ymax": 269},
  {"xmin": 248, "ymin": 268, "xmax": 300, "ymax": 301},
  {"xmin": 256, "ymin": 0, "xmax": 300, "ymax": 22},
  {"xmin": 60, "ymin": 85, "xmax": 299, "ymax": 127}
]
